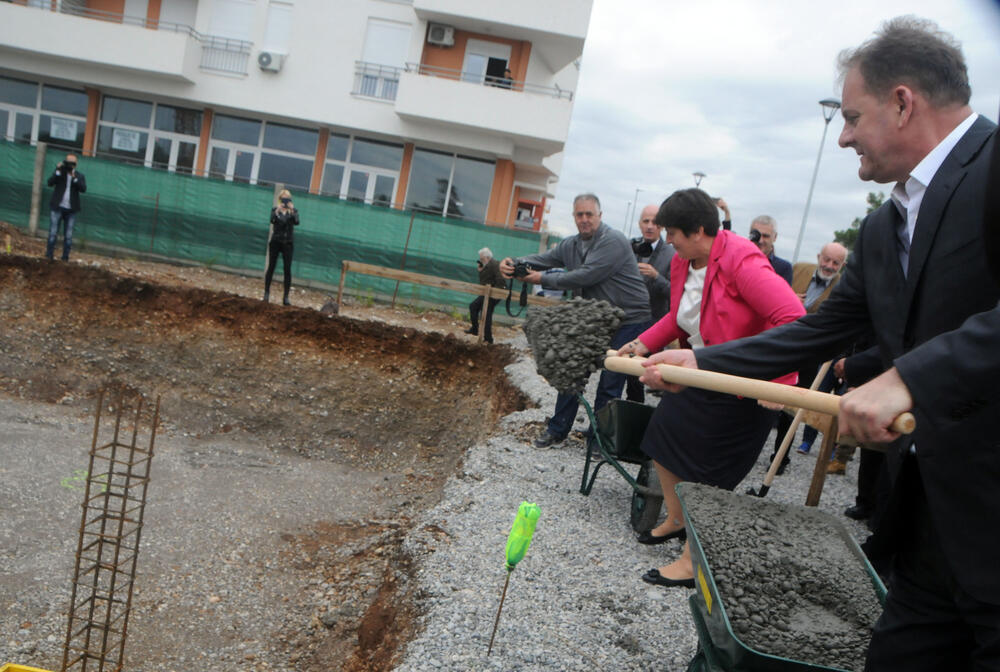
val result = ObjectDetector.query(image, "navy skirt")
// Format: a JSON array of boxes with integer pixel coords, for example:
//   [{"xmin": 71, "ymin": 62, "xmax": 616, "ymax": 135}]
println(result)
[{"xmin": 640, "ymin": 387, "xmax": 778, "ymax": 491}]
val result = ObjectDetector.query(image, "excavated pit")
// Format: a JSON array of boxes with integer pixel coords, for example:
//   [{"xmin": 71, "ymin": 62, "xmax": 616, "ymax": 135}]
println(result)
[{"xmin": 0, "ymin": 250, "xmax": 529, "ymax": 671}]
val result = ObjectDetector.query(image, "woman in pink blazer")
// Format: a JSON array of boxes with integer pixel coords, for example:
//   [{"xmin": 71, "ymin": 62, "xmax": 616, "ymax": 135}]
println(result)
[{"xmin": 617, "ymin": 189, "xmax": 804, "ymax": 588}]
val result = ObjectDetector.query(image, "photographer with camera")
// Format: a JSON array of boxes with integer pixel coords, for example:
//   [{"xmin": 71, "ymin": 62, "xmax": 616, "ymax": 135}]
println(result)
[
  {"xmin": 749, "ymin": 215, "xmax": 793, "ymax": 285},
  {"xmin": 625, "ymin": 204, "xmax": 676, "ymax": 402},
  {"xmin": 500, "ymin": 193, "xmax": 652, "ymax": 448},
  {"xmin": 465, "ymin": 247, "xmax": 506, "ymax": 343},
  {"xmin": 45, "ymin": 153, "xmax": 86, "ymax": 261}
]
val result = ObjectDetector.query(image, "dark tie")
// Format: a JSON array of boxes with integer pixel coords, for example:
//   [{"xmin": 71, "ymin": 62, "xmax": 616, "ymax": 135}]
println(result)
[{"xmin": 896, "ymin": 204, "xmax": 910, "ymax": 277}]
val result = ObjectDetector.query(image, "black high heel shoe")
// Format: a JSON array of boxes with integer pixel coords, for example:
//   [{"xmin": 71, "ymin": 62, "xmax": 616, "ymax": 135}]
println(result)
[{"xmin": 636, "ymin": 528, "xmax": 687, "ymax": 545}]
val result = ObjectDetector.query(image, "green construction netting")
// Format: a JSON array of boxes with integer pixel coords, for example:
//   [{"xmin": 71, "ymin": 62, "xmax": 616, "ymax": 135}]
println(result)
[{"xmin": 0, "ymin": 140, "xmax": 556, "ymax": 311}]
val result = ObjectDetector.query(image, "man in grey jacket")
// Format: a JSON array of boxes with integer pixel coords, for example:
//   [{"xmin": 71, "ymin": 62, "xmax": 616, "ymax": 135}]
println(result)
[{"xmin": 501, "ymin": 193, "xmax": 651, "ymax": 447}]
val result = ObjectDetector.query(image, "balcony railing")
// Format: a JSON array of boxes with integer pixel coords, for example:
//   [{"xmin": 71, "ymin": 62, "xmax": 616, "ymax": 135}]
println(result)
[
  {"xmin": 352, "ymin": 62, "xmax": 401, "ymax": 101},
  {"xmin": 9, "ymin": 1, "xmax": 253, "ymax": 76},
  {"xmin": 404, "ymin": 62, "xmax": 574, "ymax": 100}
]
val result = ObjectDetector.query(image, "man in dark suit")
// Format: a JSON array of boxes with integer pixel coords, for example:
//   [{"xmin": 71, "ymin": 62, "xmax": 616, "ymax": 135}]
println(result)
[
  {"xmin": 46, "ymin": 152, "xmax": 86, "ymax": 261},
  {"xmin": 638, "ymin": 17, "xmax": 999, "ymax": 670},
  {"xmin": 625, "ymin": 204, "xmax": 675, "ymax": 402},
  {"xmin": 750, "ymin": 215, "xmax": 793, "ymax": 285}
]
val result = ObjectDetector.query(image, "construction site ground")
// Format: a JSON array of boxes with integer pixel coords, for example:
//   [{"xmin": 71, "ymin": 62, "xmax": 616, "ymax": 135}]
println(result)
[{"xmin": 0, "ymin": 222, "xmax": 528, "ymax": 671}]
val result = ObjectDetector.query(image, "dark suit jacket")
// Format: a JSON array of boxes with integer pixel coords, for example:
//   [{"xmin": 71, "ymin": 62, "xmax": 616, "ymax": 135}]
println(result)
[
  {"xmin": 768, "ymin": 253, "xmax": 793, "ymax": 285},
  {"xmin": 696, "ymin": 116, "xmax": 1000, "ymax": 602},
  {"xmin": 791, "ymin": 263, "xmax": 840, "ymax": 313},
  {"xmin": 47, "ymin": 167, "xmax": 86, "ymax": 212},
  {"xmin": 641, "ymin": 237, "xmax": 675, "ymax": 320}
]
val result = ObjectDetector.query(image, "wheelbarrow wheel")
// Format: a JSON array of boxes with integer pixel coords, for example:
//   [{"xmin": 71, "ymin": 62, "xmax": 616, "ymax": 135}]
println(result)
[{"xmin": 630, "ymin": 460, "xmax": 663, "ymax": 533}]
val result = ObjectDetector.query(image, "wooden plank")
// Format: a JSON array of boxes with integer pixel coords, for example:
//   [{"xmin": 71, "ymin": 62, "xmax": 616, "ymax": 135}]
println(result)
[
  {"xmin": 341, "ymin": 261, "xmax": 561, "ymax": 305},
  {"xmin": 477, "ymin": 283, "xmax": 489, "ymax": 344},
  {"xmin": 806, "ymin": 416, "xmax": 838, "ymax": 506},
  {"xmin": 336, "ymin": 260, "xmax": 347, "ymax": 307}
]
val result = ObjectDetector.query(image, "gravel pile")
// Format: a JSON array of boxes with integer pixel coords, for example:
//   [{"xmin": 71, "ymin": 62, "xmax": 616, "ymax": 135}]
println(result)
[
  {"xmin": 679, "ymin": 483, "xmax": 882, "ymax": 669},
  {"xmin": 395, "ymin": 331, "xmax": 878, "ymax": 671},
  {"xmin": 523, "ymin": 298, "xmax": 623, "ymax": 394}
]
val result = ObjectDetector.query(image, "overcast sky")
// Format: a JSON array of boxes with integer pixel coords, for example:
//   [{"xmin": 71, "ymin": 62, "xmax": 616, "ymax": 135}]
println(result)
[{"xmin": 544, "ymin": 0, "xmax": 1000, "ymax": 263}]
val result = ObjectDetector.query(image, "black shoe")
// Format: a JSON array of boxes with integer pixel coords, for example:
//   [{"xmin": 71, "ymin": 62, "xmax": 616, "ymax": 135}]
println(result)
[
  {"xmin": 263, "ymin": 290, "xmax": 270, "ymax": 302},
  {"xmin": 844, "ymin": 505, "xmax": 873, "ymax": 520},
  {"xmin": 464, "ymin": 327, "xmax": 477, "ymax": 335},
  {"xmin": 283, "ymin": 297, "xmax": 291, "ymax": 306},
  {"xmin": 533, "ymin": 431, "xmax": 564, "ymax": 448},
  {"xmin": 636, "ymin": 528, "xmax": 686, "ymax": 545},
  {"xmin": 775, "ymin": 458, "xmax": 790, "ymax": 475},
  {"xmin": 484, "ymin": 337, "xmax": 494, "ymax": 344},
  {"xmin": 641, "ymin": 569, "xmax": 695, "ymax": 588}
]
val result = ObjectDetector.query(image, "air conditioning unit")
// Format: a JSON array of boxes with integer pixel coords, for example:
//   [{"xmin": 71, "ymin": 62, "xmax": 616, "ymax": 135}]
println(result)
[
  {"xmin": 426, "ymin": 23, "xmax": 455, "ymax": 47},
  {"xmin": 257, "ymin": 51, "xmax": 285, "ymax": 72}
]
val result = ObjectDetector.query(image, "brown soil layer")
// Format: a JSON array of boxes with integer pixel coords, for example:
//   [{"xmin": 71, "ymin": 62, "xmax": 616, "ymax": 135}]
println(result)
[{"xmin": 0, "ymin": 221, "xmax": 530, "ymax": 670}]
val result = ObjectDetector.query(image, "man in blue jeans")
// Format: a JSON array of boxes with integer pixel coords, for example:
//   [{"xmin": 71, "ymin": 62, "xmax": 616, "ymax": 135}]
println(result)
[
  {"xmin": 500, "ymin": 193, "xmax": 652, "ymax": 447},
  {"xmin": 46, "ymin": 153, "xmax": 87, "ymax": 261}
]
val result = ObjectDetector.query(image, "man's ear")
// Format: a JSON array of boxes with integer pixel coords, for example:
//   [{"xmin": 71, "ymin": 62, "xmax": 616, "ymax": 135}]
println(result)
[{"xmin": 893, "ymin": 85, "xmax": 915, "ymax": 128}]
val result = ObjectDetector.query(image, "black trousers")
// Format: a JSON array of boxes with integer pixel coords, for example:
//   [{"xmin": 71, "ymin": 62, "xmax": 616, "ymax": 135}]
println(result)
[
  {"xmin": 468, "ymin": 296, "xmax": 500, "ymax": 340},
  {"xmin": 265, "ymin": 240, "xmax": 293, "ymax": 297},
  {"xmin": 865, "ymin": 457, "xmax": 1000, "ymax": 671}
]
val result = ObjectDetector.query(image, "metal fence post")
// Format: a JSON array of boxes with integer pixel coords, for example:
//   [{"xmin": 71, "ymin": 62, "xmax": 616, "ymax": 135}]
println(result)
[{"xmin": 29, "ymin": 141, "xmax": 47, "ymax": 235}]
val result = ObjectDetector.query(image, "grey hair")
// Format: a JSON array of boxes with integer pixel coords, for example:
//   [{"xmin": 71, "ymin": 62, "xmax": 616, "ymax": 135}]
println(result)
[
  {"xmin": 837, "ymin": 16, "xmax": 970, "ymax": 107},
  {"xmin": 573, "ymin": 193, "xmax": 602, "ymax": 210},
  {"xmin": 751, "ymin": 215, "xmax": 777, "ymax": 232},
  {"xmin": 478, "ymin": 247, "xmax": 493, "ymax": 259}
]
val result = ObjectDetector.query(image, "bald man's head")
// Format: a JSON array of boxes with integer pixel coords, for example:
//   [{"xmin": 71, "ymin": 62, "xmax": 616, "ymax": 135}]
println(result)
[
  {"xmin": 638, "ymin": 204, "xmax": 660, "ymax": 242},
  {"xmin": 817, "ymin": 242, "xmax": 848, "ymax": 279}
]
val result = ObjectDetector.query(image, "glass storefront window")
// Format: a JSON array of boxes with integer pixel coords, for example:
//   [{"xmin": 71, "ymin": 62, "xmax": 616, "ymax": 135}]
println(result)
[
  {"xmin": 326, "ymin": 133, "xmax": 349, "ymax": 161},
  {"xmin": 263, "ymin": 122, "xmax": 318, "ymax": 156},
  {"xmin": 258, "ymin": 152, "xmax": 313, "ymax": 190},
  {"xmin": 406, "ymin": 149, "xmax": 454, "ymax": 215},
  {"xmin": 211, "ymin": 114, "xmax": 261, "ymax": 145},
  {"xmin": 154, "ymin": 104, "xmax": 202, "ymax": 136},
  {"xmin": 38, "ymin": 114, "xmax": 84, "ymax": 150},
  {"xmin": 350, "ymin": 139, "xmax": 402, "ymax": 171},
  {"xmin": 101, "ymin": 96, "xmax": 153, "ymax": 127},
  {"xmin": 450, "ymin": 156, "xmax": 494, "ymax": 222},
  {"xmin": 41, "ymin": 85, "xmax": 88, "ymax": 117},
  {"xmin": 321, "ymin": 163, "xmax": 344, "ymax": 197},
  {"xmin": 0, "ymin": 76, "xmax": 38, "ymax": 107},
  {"xmin": 97, "ymin": 125, "xmax": 149, "ymax": 162}
]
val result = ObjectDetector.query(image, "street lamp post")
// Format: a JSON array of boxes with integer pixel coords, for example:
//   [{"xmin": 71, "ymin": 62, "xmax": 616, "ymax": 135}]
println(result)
[
  {"xmin": 693, "ymin": 171, "xmax": 706, "ymax": 188},
  {"xmin": 791, "ymin": 98, "xmax": 841, "ymax": 264}
]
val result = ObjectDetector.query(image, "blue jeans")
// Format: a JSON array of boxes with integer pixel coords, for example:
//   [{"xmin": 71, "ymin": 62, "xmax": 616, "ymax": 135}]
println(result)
[
  {"xmin": 47, "ymin": 207, "xmax": 76, "ymax": 260},
  {"xmin": 546, "ymin": 321, "xmax": 647, "ymax": 438}
]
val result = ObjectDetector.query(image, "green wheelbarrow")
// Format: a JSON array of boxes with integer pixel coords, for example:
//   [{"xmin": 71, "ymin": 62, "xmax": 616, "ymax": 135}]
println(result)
[{"xmin": 578, "ymin": 396, "xmax": 664, "ymax": 533}]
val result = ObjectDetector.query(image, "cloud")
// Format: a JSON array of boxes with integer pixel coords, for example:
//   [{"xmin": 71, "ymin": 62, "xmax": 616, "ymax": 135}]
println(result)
[{"xmin": 545, "ymin": 0, "xmax": 1000, "ymax": 261}]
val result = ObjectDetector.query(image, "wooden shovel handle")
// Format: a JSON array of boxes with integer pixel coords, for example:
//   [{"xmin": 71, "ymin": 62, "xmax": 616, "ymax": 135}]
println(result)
[{"xmin": 604, "ymin": 352, "xmax": 915, "ymax": 436}]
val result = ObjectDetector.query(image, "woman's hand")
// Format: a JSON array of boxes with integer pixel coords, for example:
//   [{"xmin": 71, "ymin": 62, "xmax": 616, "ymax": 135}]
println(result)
[
  {"xmin": 640, "ymin": 349, "xmax": 697, "ymax": 392},
  {"xmin": 617, "ymin": 339, "xmax": 650, "ymax": 357},
  {"xmin": 757, "ymin": 400, "xmax": 784, "ymax": 411}
]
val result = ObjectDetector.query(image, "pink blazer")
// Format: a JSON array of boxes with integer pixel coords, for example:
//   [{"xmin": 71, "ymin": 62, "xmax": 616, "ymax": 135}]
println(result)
[{"xmin": 638, "ymin": 230, "xmax": 805, "ymax": 385}]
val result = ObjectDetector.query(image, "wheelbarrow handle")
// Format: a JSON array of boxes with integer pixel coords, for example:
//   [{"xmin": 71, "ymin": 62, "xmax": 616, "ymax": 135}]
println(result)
[{"xmin": 603, "ymin": 353, "xmax": 915, "ymax": 436}]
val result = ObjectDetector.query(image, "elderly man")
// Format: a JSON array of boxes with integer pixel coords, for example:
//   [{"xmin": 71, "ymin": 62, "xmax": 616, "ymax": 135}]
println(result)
[
  {"xmin": 625, "ymin": 204, "xmax": 675, "ymax": 402},
  {"xmin": 501, "ymin": 193, "xmax": 651, "ymax": 447},
  {"xmin": 46, "ymin": 153, "xmax": 87, "ymax": 261},
  {"xmin": 639, "ymin": 17, "xmax": 998, "ymax": 669},
  {"xmin": 793, "ymin": 242, "xmax": 849, "ymax": 312},
  {"xmin": 465, "ymin": 247, "xmax": 506, "ymax": 344},
  {"xmin": 750, "ymin": 215, "xmax": 793, "ymax": 285}
]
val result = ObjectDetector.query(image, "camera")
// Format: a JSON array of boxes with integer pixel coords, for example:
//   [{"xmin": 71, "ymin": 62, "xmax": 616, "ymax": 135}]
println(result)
[
  {"xmin": 749, "ymin": 229, "xmax": 762, "ymax": 244},
  {"xmin": 512, "ymin": 259, "xmax": 534, "ymax": 279},
  {"xmin": 631, "ymin": 237, "xmax": 653, "ymax": 257}
]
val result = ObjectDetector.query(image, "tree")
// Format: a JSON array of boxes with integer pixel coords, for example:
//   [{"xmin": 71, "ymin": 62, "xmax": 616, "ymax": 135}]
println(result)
[{"xmin": 835, "ymin": 191, "xmax": 885, "ymax": 252}]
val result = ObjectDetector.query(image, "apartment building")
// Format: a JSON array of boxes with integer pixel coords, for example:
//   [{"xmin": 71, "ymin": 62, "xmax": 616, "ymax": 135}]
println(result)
[{"xmin": 0, "ymin": 0, "xmax": 592, "ymax": 231}]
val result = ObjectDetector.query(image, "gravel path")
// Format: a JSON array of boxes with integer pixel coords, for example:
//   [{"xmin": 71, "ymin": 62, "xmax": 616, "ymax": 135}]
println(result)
[{"xmin": 395, "ymin": 332, "xmax": 873, "ymax": 671}]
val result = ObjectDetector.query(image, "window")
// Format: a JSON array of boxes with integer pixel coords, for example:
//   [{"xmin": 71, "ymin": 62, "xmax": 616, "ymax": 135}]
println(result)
[
  {"xmin": 355, "ymin": 19, "xmax": 410, "ymax": 100},
  {"xmin": 38, "ymin": 85, "xmax": 88, "ymax": 151},
  {"xmin": 320, "ymin": 135, "xmax": 403, "ymax": 206},
  {"xmin": 209, "ymin": 116, "xmax": 320, "ymax": 189},
  {"xmin": 263, "ymin": 1, "xmax": 293, "ymax": 53},
  {"xmin": 0, "ymin": 76, "xmax": 40, "ymax": 144},
  {"xmin": 406, "ymin": 149, "xmax": 494, "ymax": 222},
  {"xmin": 95, "ymin": 95, "xmax": 204, "ymax": 173},
  {"xmin": 462, "ymin": 39, "xmax": 511, "ymax": 86}
]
